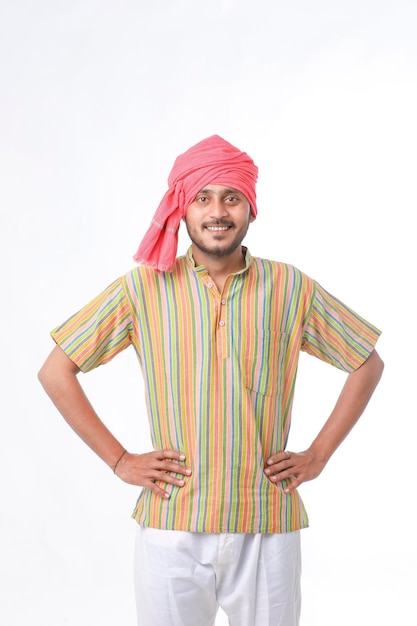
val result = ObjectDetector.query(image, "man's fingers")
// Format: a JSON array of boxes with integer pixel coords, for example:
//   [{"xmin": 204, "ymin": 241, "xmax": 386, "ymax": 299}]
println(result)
[
  {"xmin": 147, "ymin": 466, "xmax": 189, "ymax": 499},
  {"xmin": 283, "ymin": 477, "xmax": 301, "ymax": 494},
  {"xmin": 157, "ymin": 460, "xmax": 192, "ymax": 476},
  {"xmin": 152, "ymin": 460, "xmax": 191, "ymax": 476},
  {"xmin": 146, "ymin": 480, "xmax": 171, "ymax": 499},
  {"xmin": 156, "ymin": 449, "xmax": 187, "ymax": 462},
  {"xmin": 115, "ymin": 450, "xmax": 192, "ymax": 492},
  {"xmin": 264, "ymin": 451, "xmax": 293, "ymax": 476},
  {"xmin": 153, "ymin": 450, "xmax": 192, "ymax": 476},
  {"xmin": 151, "ymin": 468, "xmax": 187, "ymax": 485},
  {"xmin": 266, "ymin": 450, "xmax": 291, "ymax": 466}
]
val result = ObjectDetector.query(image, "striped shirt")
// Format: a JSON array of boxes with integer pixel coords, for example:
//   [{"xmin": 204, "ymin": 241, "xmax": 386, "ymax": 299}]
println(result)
[{"xmin": 51, "ymin": 247, "xmax": 381, "ymax": 533}]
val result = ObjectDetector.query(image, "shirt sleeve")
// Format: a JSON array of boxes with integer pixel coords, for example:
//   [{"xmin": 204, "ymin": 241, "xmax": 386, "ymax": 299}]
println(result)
[
  {"xmin": 301, "ymin": 281, "xmax": 382, "ymax": 372},
  {"xmin": 50, "ymin": 277, "xmax": 133, "ymax": 372}
]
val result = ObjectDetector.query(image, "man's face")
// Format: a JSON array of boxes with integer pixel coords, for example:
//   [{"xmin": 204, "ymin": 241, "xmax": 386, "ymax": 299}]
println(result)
[{"xmin": 185, "ymin": 184, "xmax": 254, "ymax": 259}]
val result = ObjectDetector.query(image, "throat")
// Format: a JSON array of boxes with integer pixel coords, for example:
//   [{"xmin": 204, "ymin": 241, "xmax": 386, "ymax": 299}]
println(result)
[{"xmin": 192, "ymin": 245, "xmax": 246, "ymax": 290}]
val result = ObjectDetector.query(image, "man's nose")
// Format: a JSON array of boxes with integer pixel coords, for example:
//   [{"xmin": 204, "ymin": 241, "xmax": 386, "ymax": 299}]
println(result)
[{"xmin": 209, "ymin": 198, "xmax": 228, "ymax": 218}]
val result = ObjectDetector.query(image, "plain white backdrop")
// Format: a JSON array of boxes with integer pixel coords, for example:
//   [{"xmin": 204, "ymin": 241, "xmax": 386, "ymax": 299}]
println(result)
[{"xmin": 1, "ymin": 1, "xmax": 415, "ymax": 624}]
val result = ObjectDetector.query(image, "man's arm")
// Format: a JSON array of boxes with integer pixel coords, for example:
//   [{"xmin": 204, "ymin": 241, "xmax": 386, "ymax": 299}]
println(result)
[
  {"xmin": 38, "ymin": 345, "xmax": 191, "ymax": 498},
  {"xmin": 264, "ymin": 349, "xmax": 384, "ymax": 493}
]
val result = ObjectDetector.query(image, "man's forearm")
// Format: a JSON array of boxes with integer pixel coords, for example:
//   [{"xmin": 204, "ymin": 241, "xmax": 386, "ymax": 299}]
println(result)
[
  {"xmin": 308, "ymin": 349, "xmax": 384, "ymax": 464},
  {"xmin": 264, "ymin": 349, "xmax": 384, "ymax": 493}
]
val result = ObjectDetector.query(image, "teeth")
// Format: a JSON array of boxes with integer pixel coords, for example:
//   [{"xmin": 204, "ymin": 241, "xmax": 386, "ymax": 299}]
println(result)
[{"xmin": 207, "ymin": 226, "xmax": 229, "ymax": 231}]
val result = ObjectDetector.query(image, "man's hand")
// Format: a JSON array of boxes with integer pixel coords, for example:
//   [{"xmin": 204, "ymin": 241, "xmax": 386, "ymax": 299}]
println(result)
[
  {"xmin": 115, "ymin": 449, "xmax": 192, "ymax": 498},
  {"xmin": 264, "ymin": 449, "xmax": 324, "ymax": 494},
  {"xmin": 263, "ymin": 351, "xmax": 384, "ymax": 494}
]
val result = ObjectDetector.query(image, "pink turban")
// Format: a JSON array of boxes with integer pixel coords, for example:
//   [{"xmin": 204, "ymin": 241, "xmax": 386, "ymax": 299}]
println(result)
[{"xmin": 133, "ymin": 135, "xmax": 258, "ymax": 272}]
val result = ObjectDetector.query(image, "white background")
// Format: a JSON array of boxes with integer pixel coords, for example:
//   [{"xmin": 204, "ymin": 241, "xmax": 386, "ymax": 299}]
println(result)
[{"xmin": 1, "ymin": 1, "xmax": 415, "ymax": 624}]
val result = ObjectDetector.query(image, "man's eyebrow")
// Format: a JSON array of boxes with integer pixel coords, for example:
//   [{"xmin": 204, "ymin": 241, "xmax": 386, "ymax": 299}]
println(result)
[
  {"xmin": 197, "ymin": 187, "xmax": 242, "ymax": 194},
  {"xmin": 223, "ymin": 188, "xmax": 242, "ymax": 194}
]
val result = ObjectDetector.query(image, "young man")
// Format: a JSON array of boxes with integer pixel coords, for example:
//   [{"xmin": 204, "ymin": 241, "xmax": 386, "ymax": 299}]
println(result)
[{"xmin": 38, "ymin": 135, "xmax": 384, "ymax": 626}]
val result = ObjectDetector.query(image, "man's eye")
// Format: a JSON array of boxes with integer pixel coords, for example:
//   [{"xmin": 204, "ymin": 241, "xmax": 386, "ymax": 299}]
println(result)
[{"xmin": 226, "ymin": 196, "xmax": 238, "ymax": 202}]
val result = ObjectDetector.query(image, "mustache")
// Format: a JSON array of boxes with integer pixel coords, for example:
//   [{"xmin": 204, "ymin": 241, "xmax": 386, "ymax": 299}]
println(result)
[{"xmin": 203, "ymin": 220, "xmax": 234, "ymax": 227}]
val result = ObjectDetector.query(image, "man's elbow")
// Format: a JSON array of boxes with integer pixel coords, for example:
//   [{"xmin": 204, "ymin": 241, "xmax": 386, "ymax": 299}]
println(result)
[
  {"xmin": 37, "ymin": 357, "xmax": 56, "ymax": 392},
  {"xmin": 37, "ymin": 345, "xmax": 79, "ymax": 391},
  {"xmin": 366, "ymin": 349, "xmax": 384, "ymax": 385}
]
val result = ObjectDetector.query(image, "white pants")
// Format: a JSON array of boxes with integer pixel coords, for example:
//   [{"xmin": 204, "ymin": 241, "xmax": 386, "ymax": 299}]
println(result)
[{"xmin": 134, "ymin": 525, "xmax": 301, "ymax": 626}]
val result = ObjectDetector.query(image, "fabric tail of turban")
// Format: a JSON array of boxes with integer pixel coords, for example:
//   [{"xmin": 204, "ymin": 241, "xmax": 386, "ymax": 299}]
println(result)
[{"xmin": 133, "ymin": 135, "xmax": 259, "ymax": 272}]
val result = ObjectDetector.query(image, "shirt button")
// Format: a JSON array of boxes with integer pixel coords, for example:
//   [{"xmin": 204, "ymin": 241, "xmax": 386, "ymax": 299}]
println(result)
[
  {"xmin": 207, "ymin": 282, "xmax": 213, "ymax": 288},
  {"xmin": 221, "ymin": 299, "xmax": 226, "ymax": 305},
  {"xmin": 219, "ymin": 320, "xmax": 225, "ymax": 327}
]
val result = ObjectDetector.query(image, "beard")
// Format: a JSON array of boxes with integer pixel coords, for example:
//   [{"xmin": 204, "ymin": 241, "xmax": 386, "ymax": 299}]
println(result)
[{"xmin": 185, "ymin": 218, "xmax": 251, "ymax": 259}]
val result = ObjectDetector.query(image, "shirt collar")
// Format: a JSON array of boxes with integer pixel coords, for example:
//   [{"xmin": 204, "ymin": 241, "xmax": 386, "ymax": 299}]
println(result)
[{"xmin": 185, "ymin": 246, "xmax": 252, "ymax": 276}]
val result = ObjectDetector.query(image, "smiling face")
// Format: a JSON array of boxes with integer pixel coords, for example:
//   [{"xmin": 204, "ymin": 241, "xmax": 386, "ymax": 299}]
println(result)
[{"xmin": 184, "ymin": 184, "xmax": 255, "ymax": 262}]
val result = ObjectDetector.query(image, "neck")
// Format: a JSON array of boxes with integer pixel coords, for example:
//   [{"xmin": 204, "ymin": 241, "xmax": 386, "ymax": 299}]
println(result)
[{"xmin": 191, "ymin": 245, "xmax": 246, "ymax": 290}]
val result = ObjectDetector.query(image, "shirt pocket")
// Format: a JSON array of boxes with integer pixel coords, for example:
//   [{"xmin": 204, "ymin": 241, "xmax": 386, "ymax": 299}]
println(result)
[{"xmin": 243, "ymin": 330, "xmax": 287, "ymax": 397}]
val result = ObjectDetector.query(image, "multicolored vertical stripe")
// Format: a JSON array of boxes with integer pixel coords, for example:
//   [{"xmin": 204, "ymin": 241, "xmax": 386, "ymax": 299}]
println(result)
[{"xmin": 51, "ymin": 247, "xmax": 381, "ymax": 533}]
